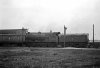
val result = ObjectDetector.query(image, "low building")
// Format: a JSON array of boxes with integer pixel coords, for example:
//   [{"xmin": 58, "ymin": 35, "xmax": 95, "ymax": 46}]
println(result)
[
  {"xmin": 0, "ymin": 28, "xmax": 28, "ymax": 44},
  {"xmin": 0, "ymin": 28, "xmax": 28, "ymax": 35},
  {"xmin": 59, "ymin": 33, "xmax": 89, "ymax": 47},
  {"xmin": 89, "ymin": 40, "xmax": 100, "ymax": 48}
]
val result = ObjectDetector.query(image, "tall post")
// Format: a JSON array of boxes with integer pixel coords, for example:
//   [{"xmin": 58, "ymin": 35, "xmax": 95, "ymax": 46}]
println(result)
[
  {"xmin": 93, "ymin": 24, "xmax": 94, "ymax": 47},
  {"xmin": 64, "ymin": 25, "xmax": 67, "ymax": 47}
]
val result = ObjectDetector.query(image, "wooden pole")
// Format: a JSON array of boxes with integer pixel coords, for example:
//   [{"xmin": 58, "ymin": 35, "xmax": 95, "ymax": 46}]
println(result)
[
  {"xmin": 93, "ymin": 24, "xmax": 94, "ymax": 47},
  {"xmin": 64, "ymin": 25, "xmax": 67, "ymax": 47}
]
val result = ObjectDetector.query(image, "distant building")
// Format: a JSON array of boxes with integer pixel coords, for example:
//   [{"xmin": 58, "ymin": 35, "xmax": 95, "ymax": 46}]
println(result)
[
  {"xmin": 0, "ymin": 28, "xmax": 28, "ymax": 35},
  {"xmin": 0, "ymin": 28, "xmax": 28, "ymax": 43},
  {"xmin": 59, "ymin": 33, "xmax": 89, "ymax": 43}
]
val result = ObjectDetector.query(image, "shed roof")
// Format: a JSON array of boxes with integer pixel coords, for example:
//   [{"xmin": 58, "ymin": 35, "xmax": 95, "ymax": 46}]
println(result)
[{"xmin": 0, "ymin": 29, "xmax": 27, "ymax": 34}]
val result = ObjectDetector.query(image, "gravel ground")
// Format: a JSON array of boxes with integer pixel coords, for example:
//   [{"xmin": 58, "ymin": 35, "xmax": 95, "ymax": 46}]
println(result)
[{"xmin": 0, "ymin": 47, "xmax": 100, "ymax": 68}]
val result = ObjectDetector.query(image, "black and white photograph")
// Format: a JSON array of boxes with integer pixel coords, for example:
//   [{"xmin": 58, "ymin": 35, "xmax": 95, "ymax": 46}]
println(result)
[{"xmin": 0, "ymin": 0, "xmax": 100, "ymax": 68}]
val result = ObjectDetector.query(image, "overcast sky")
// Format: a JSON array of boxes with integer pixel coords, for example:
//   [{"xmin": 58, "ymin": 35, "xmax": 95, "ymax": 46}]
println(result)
[{"xmin": 0, "ymin": 0, "xmax": 100, "ymax": 40}]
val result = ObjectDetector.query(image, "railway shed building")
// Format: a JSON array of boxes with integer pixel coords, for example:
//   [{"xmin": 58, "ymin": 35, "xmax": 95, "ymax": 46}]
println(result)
[{"xmin": 0, "ymin": 28, "xmax": 28, "ymax": 46}]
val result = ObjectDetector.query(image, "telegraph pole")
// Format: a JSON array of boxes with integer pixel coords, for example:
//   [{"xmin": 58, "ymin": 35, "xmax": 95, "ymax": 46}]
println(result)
[
  {"xmin": 64, "ymin": 25, "xmax": 67, "ymax": 47},
  {"xmin": 93, "ymin": 24, "xmax": 94, "ymax": 47}
]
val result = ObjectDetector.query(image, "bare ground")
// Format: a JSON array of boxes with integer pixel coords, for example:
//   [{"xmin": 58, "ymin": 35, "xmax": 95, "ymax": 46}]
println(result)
[{"xmin": 0, "ymin": 47, "xmax": 100, "ymax": 68}]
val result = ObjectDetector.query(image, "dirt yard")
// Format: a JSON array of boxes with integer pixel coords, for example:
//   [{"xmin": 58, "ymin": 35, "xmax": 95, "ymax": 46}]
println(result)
[{"xmin": 0, "ymin": 47, "xmax": 100, "ymax": 68}]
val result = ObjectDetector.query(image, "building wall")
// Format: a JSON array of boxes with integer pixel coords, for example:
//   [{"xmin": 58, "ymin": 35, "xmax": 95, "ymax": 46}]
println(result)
[
  {"xmin": 59, "ymin": 34, "xmax": 89, "ymax": 43},
  {"xmin": 0, "ymin": 29, "xmax": 28, "ymax": 43},
  {"xmin": 0, "ymin": 35, "xmax": 26, "ymax": 43},
  {"xmin": 0, "ymin": 29, "xmax": 27, "ymax": 35}
]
